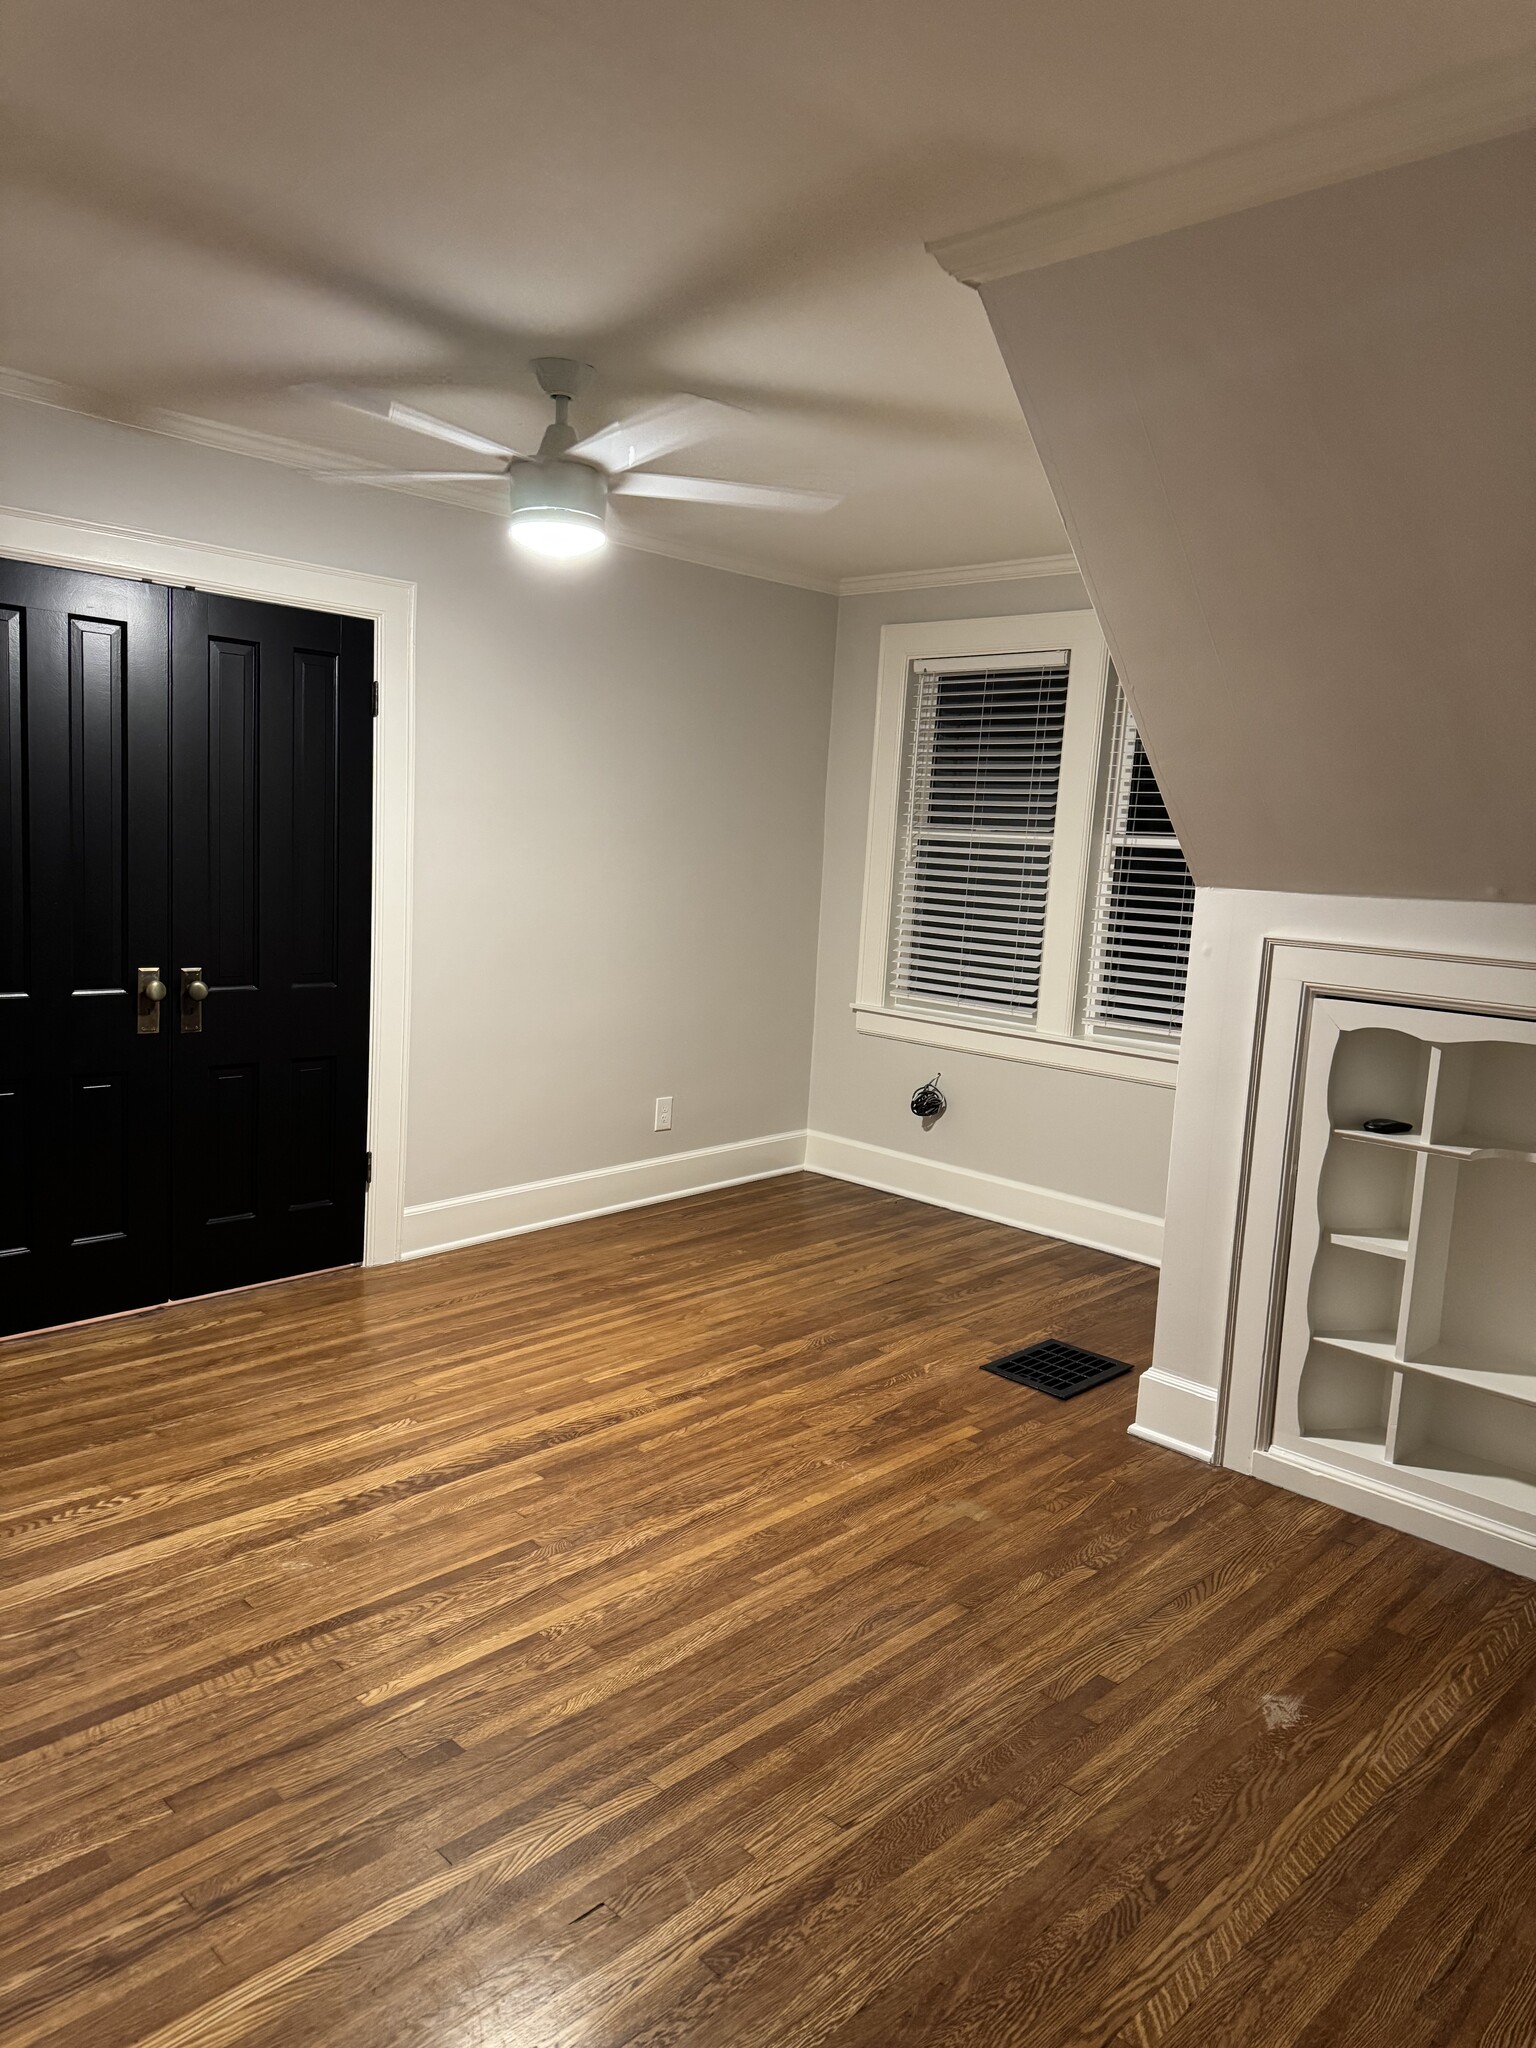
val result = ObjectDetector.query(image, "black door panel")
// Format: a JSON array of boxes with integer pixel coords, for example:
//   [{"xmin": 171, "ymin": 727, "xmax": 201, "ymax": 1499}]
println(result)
[
  {"xmin": 0, "ymin": 558, "xmax": 372, "ymax": 1338},
  {"xmin": 169, "ymin": 592, "xmax": 372, "ymax": 1297},
  {"xmin": 0, "ymin": 560, "xmax": 171, "ymax": 1334}
]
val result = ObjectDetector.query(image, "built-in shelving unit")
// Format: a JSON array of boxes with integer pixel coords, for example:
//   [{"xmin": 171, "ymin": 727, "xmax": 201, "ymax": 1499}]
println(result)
[{"xmin": 1271, "ymin": 1005, "xmax": 1536, "ymax": 1543}]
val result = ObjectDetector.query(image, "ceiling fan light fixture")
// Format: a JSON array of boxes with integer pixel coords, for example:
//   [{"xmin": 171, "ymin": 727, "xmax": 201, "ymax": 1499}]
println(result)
[
  {"xmin": 507, "ymin": 457, "xmax": 609, "ymax": 559},
  {"xmin": 508, "ymin": 507, "xmax": 608, "ymax": 558},
  {"xmin": 303, "ymin": 359, "xmax": 841, "ymax": 564}
]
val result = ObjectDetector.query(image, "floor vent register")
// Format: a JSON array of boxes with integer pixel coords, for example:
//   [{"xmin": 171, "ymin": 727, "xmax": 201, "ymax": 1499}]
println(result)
[{"xmin": 981, "ymin": 1339, "xmax": 1133, "ymax": 1400}]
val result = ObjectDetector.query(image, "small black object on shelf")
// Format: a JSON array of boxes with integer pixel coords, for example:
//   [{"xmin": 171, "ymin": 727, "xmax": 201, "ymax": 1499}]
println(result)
[
  {"xmin": 982, "ymin": 1339, "xmax": 1133, "ymax": 1400},
  {"xmin": 1362, "ymin": 1117, "xmax": 1413, "ymax": 1135}
]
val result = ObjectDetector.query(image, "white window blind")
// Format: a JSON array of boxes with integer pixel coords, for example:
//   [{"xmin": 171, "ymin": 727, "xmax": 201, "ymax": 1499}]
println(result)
[
  {"xmin": 1084, "ymin": 686, "xmax": 1194, "ymax": 1041},
  {"xmin": 889, "ymin": 657, "xmax": 1069, "ymax": 1021}
]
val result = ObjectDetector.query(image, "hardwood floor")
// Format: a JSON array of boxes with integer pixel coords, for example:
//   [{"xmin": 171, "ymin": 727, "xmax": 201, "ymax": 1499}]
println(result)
[{"xmin": 4, "ymin": 1173, "xmax": 1536, "ymax": 2047}]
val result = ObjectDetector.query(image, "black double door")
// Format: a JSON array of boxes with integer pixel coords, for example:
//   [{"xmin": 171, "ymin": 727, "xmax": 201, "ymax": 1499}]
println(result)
[{"xmin": 0, "ymin": 557, "xmax": 374, "ymax": 1337}]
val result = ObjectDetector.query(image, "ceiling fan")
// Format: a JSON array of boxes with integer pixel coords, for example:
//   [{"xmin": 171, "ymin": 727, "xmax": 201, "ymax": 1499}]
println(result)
[{"xmin": 305, "ymin": 358, "xmax": 841, "ymax": 559}]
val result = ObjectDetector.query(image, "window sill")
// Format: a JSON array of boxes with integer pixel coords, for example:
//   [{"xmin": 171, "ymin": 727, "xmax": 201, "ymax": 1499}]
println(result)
[{"xmin": 851, "ymin": 1003, "xmax": 1179, "ymax": 1087}]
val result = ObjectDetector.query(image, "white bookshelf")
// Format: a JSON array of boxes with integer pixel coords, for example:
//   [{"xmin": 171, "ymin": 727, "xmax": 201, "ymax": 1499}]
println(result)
[{"xmin": 1270, "ymin": 1000, "xmax": 1536, "ymax": 1541}]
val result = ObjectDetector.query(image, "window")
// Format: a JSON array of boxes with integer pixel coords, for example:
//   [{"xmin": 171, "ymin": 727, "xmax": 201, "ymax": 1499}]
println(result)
[
  {"xmin": 856, "ymin": 610, "xmax": 1190, "ymax": 1086},
  {"xmin": 1083, "ymin": 691, "xmax": 1195, "ymax": 1041},
  {"xmin": 891, "ymin": 657, "xmax": 1068, "ymax": 1022}
]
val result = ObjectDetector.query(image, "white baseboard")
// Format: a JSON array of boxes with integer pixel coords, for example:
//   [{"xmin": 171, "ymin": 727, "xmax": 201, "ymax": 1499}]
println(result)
[
  {"xmin": 402, "ymin": 1126, "xmax": 1167, "ymax": 1270},
  {"xmin": 400, "ymin": 1131, "xmax": 807, "ymax": 1258},
  {"xmin": 802, "ymin": 1130, "xmax": 1162, "ymax": 1265},
  {"xmin": 1252, "ymin": 1446, "xmax": 1536, "ymax": 1581},
  {"xmin": 1129, "ymin": 1367, "xmax": 1218, "ymax": 1461}
]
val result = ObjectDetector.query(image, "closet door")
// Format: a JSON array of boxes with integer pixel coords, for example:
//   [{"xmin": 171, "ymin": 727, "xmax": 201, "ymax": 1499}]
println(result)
[
  {"xmin": 169, "ymin": 591, "xmax": 373, "ymax": 1296},
  {"xmin": 0, "ymin": 559, "xmax": 172, "ymax": 1336}
]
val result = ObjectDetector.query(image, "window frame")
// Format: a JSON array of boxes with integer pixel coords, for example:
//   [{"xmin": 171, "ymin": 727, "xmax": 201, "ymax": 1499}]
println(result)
[
  {"xmin": 854, "ymin": 611, "xmax": 1179, "ymax": 1088},
  {"xmin": 1082, "ymin": 690, "xmax": 1196, "ymax": 1045}
]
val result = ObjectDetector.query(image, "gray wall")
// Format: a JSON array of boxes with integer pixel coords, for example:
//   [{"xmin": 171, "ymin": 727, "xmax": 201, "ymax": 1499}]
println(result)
[
  {"xmin": 806, "ymin": 577, "xmax": 1177, "ymax": 1223},
  {"xmin": 980, "ymin": 128, "xmax": 1536, "ymax": 902},
  {"xmin": 1, "ymin": 395, "xmax": 1180, "ymax": 1251},
  {"xmin": 0, "ymin": 395, "xmax": 836, "ymax": 1208}
]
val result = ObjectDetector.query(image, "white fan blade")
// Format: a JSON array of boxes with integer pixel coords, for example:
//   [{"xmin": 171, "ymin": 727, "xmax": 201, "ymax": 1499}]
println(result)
[
  {"xmin": 566, "ymin": 396, "xmax": 741, "ymax": 474},
  {"xmin": 301, "ymin": 385, "xmax": 520, "ymax": 459},
  {"xmin": 310, "ymin": 468, "xmax": 511, "ymax": 485},
  {"xmin": 611, "ymin": 472, "xmax": 840, "ymax": 513}
]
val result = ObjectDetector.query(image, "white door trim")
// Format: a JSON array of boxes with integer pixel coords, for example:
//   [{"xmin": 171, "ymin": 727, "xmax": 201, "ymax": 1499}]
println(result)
[{"xmin": 0, "ymin": 503, "xmax": 415, "ymax": 1265}]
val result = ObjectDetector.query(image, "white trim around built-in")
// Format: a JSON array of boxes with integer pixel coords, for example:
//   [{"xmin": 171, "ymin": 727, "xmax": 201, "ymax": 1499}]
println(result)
[
  {"xmin": 1251, "ymin": 1444, "xmax": 1536, "ymax": 1582},
  {"xmin": 401, "ymin": 1132, "xmax": 808, "ymax": 1257},
  {"xmin": 929, "ymin": 50, "xmax": 1536, "ymax": 285},
  {"xmin": 803, "ymin": 1130, "xmax": 1162, "ymax": 1266},
  {"xmin": 1127, "ymin": 1369, "xmax": 1218, "ymax": 1463},
  {"xmin": 0, "ymin": 502, "xmax": 416, "ymax": 1266}
]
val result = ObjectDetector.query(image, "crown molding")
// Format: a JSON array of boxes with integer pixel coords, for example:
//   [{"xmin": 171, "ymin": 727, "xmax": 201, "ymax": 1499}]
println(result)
[
  {"xmin": 836, "ymin": 552, "xmax": 1079, "ymax": 597},
  {"xmin": 930, "ymin": 53, "xmax": 1536, "ymax": 285},
  {"xmin": 0, "ymin": 363, "xmax": 361, "ymax": 465},
  {"xmin": 0, "ymin": 366, "xmax": 842, "ymax": 596},
  {"xmin": 0, "ymin": 364, "xmax": 518, "ymax": 515}
]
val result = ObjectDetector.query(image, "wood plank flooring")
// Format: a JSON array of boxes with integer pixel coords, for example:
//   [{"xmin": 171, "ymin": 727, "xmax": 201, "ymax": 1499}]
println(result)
[{"xmin": 4, "ymin": 1172, "xmax": 1536, "ymax": 2046}]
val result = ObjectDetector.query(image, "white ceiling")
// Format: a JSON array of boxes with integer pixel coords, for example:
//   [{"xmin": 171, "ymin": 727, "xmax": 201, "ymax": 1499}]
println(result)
[{"xmin": 2, "ymin": 0, "xmax": 1530, "ymax": 587}]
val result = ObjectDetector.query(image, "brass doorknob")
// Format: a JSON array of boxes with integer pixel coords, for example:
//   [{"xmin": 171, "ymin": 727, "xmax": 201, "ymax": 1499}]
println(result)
[
  {"xmin": 179, "ymin": 967, "xmax": 209, "ymax": 1033},
  {"xmin": 136, "ymin": 966, "xmax": 168, "ymax": 1033}
]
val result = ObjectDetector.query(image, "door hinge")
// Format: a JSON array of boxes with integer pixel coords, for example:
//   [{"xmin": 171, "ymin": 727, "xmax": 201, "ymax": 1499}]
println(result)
[
  {"xmin": 372, "ymin": 680, "xmax": 380, "ymax": 716},
  {"xmin": 364, "ymin": 1150, "xmax": 373, "ymax": 1188}
]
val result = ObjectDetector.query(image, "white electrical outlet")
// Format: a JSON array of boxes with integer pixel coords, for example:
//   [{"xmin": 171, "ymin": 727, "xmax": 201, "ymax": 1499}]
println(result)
[{"xmin": 654, "ymin": 1095, "xmax": 673, "ymax": 1132}]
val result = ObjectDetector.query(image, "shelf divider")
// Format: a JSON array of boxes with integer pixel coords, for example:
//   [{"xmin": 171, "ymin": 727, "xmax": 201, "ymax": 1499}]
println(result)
[
  {"xmin": 1384, "ymin": 1369, "xmax": 1410, "ymax": 1462},
  {"xmin": 1327, "ymin": 1228, "xmax": 1409, "ymax": 1260},
  {"xmin": 1333, "ymin": 1126, "xmax": 1536, "ymax": 1166},
  {"xmin": 1313, "ymin": 1331, "xmax": 1397, "ymax": 1363},
  {"xmin": 1398, "ymin": 1151, "xmax": 1458, "ymax": 1362}
]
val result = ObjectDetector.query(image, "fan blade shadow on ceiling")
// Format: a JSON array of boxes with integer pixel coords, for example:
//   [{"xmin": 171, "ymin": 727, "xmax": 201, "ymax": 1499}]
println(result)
[
  {"xmin": 0, "ymin": 117, "xmax": 1058, "ymax": 450},
  {"xmin": 0, "ymin": 118, "xmax": 543, "ymax": 396},
  {"xmin": 586, "ymin": 141, "xmax": 1063, "ymax": 364}
]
